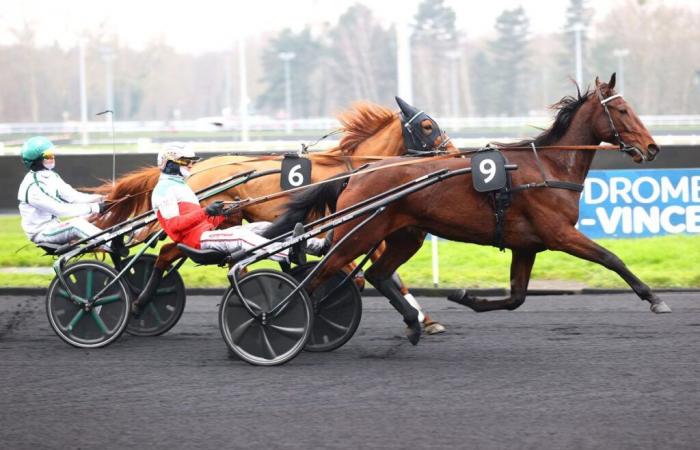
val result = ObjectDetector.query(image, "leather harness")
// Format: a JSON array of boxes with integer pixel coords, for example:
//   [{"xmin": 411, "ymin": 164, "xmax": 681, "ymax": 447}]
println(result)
[
  {"xmin": 487, "ymin": 143, "xmax": 585, "ymax": 251},
  {"xmin": 487, "ymin": 87, "xmax": 631, "ymax": 250}
]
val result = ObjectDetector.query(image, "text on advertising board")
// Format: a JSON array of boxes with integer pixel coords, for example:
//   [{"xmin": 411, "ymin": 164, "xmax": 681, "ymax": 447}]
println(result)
[{"xmin": 578, "ymin": 169, "xmax": 700, "ymax": 238}]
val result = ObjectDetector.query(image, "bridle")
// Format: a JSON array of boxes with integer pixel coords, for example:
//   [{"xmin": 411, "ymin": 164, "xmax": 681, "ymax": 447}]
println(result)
[
  {"xmin": 596, "ymin": 88, "xmax": 647, "ymax": 162},
  {"xmin": 400, "ymin": 110, "xmax": 452, "ymax": 155}
]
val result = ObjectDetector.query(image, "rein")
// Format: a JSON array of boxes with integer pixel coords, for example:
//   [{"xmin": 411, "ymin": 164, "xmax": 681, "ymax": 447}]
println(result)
[
  {"xmin": 103, "ymin": 141, "xmax": 623, "ymax": 213},
  {"xmin": 221, "ymin": 141, "xmax": 622, "ymax": 211}
]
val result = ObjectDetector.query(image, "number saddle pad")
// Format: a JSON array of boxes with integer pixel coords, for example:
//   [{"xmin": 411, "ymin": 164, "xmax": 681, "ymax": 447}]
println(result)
[
  {"xmin": 471, "ymin": 149, "xmax": 508, "ymax": 193},
  {"xmin": 280, "ymin": 155, "xmax": 312, "ymax": 190}
]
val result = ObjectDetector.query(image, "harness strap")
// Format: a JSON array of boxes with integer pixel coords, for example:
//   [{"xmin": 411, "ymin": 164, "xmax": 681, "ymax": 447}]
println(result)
[
  {"xmin": 510, "ymin": 181, "xmax": 584, "ymax": 193},
  {"xmin": 530, "ymin": 143, "xmax": 549, "ymax": 181},
  {"xmin": 600, "ymin": 94, "xmax": 623, "ymax": 105},
  {"xmin": 491, "ymin": 189, "xmax": 511, "ymax": 252},
  {"xmin": 525, "ymin": 143, "xmax": 585, "ymax": 193},
  {"xmin": 543, "ymin": 181, "xmax": 585, "ymax": 192}
]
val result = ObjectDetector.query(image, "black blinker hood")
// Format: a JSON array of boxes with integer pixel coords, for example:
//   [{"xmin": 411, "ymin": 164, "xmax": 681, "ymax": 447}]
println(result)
[{"xmin": 395, "ymin": 96, "xmax": 444, "ymax": 153}]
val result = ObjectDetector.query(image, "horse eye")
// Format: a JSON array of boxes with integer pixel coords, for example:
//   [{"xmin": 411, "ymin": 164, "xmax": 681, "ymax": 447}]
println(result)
[{"xmin": 617, "ymin": 107, "xmax": 628, "ymax": 114}]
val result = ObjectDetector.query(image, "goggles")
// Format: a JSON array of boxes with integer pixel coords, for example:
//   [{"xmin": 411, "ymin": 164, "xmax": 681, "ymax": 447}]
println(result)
[
  {"xmin": 174, "ymin": 157, "xmax": 200, "ymax": 167},
  {"xmin": 42, "ymin": 149, "xmax": 55, "ymax": 159}
]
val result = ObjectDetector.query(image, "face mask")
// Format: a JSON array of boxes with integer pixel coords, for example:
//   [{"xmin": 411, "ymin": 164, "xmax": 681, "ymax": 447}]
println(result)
[
  {"xmin": 43, "ymin": 159, "xmax": 55, "ymax": 170},
  {"xmin": 179, "ymin": 166, "xmax": 191, "ymax": 178}
]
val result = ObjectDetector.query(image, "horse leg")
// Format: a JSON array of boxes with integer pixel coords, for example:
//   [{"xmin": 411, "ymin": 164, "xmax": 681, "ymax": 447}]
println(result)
[
  {"xmin": 448, "ymin": 250, "xmax": 537, "ymax": 312},
  {"xmin": 548, "ymin": 228, "xmax": 671, "ymax": 313},
  {"xmin": 364, "ymin": 228, "xmax": 426, "ymax": 345},
  {"xmin": 371, "ymin": 238, "xmax": 446, "ymax": 334},
  {"xmin": 131, "ymin": 243, "xmax": 182, "ymax": 315},
  {"xmin": 390, "ymin": 271, "xmax": 445, "ymax": 334},
  {"xmin": 345, "ymin": 261, "xmax": 366, "ymax": 290}
]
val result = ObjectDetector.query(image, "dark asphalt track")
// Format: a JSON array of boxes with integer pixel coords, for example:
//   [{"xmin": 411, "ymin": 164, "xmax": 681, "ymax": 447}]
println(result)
[{"xmin": 1, "ymin": 293, "xmax": 699, "ymax": 449}]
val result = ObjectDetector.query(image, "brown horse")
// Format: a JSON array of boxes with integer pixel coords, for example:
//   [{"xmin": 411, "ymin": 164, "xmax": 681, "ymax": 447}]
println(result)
[
  {"xmin": 91, "ymin": 100, "xmax": 457, "ymax": 331},
  {"xmin": 268, "ymin": 74, "xmax": 670, "ymax": 346}
]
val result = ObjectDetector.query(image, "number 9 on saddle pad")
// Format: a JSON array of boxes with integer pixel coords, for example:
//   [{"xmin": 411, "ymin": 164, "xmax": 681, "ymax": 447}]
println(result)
[
  {"xmin": 281, "ymin": 155, "xmax": 312, "ymax": 190},
  {"xmin": 471, "ymin": 149, "xmax": 508, "ymax": 193}
]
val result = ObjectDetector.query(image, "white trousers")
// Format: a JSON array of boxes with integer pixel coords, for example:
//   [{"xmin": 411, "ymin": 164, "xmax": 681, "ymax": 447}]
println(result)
[
  {"xmin": 200, "ymin": 222, "xmax": 289, "ymax": 262},
  {"xmin": 33, "ymin": 218, "xmax": 109, "ymax": 250}
]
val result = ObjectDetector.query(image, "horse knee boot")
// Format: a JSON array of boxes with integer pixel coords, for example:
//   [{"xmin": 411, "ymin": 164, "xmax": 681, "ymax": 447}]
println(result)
[{"xmin": 368, "ymin": 276, "xmax": 421, "ymax": 345}]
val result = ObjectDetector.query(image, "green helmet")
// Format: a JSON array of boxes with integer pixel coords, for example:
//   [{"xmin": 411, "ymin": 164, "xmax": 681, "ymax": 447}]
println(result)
[{"xmin": 21, "ymin": 136, "xmax": 55, "ymax": 169}]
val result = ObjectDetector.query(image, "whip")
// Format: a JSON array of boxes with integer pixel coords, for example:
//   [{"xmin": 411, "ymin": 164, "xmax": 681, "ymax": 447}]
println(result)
[{"xmin": 96, "ymin": 110, "xmax": 116, "ymax": 185}]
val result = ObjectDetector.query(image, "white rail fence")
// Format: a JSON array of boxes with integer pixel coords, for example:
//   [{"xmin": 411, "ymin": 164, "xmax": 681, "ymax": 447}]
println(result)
[{"xmin": 1, "ymin": 115, "xmax": 700, "ymax": 135}]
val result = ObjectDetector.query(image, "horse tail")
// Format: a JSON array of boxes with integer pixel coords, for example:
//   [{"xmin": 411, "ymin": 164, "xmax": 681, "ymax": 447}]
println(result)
[
  {"xmin": 88, "ymin": 166, "xmax": 161, "ymax": 229},
  {"xmin": 263, "ymin": 173, "xmax": 349, "ymax": 239}
]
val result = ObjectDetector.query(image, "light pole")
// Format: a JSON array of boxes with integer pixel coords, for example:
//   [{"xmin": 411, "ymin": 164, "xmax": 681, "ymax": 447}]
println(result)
[
  {"xmin": 613, "ymin": 48, "xmax": 629, "ymax": 94},
  {"xmin": 239, "ymin": 39, "xmax": 249, "ymax": 142},
  {"xmin": 694, "ymin": 70, "xmax": 700, "ymax": 111},
  {"xmin": 571, "ymin": 22, "xmax": 585, "ymax": 87},
  {"xmin": 79, "ymin": 39, "xmax": 88, "ymax": 146},
  {"xmin": 445, "ymin": 50, "xmax": 461, "ymax": 117},
  {"xmin": 100, "ymin": 47, "xmax": 115, "ymax": 112},
  {"xmin": 278, "ymin": 51, "xmax": 296, "ymax": 134},
  {"xmin": 223, "ymin": 53, "xmax": 232, "ymax": 114},
  {"xmin": 396, "ymin": 18, "xmax": 414, "ymax": 103}
]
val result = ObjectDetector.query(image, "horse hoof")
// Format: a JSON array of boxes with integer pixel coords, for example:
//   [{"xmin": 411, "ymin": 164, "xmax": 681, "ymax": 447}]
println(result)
[
  {"xmin": 424, "ymin": 322, "xmax": 446, "ymax": 335},
  {"xmin": 447, "ymin": 289, "xmax": 466, "ymax": 303},
  {"xmin": 404, "ymin": 321, "xmax": 422, "ymax": 345},
  {"xmin": 651, "ymin": 301, "xmax": 672, "ymax": 314}
]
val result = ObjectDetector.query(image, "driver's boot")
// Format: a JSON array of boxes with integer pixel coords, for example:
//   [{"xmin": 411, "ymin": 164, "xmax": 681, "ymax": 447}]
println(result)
[
  {"xmin": 306, "ymin": 230, "xmax": 333, "ymax": 256},
  {"xmin": 288, "ymin": 223, "xmax": 307, "ymax": 265}
]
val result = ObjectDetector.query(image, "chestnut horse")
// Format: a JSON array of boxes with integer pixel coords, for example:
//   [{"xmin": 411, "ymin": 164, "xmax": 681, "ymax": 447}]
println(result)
[
  {"xmin": 91, "ymin": 100, "xmax": 457, "ymax": 332},
  {"xmin": 267, "ymin": 74, "xmax": 670, "ymax": 346}
]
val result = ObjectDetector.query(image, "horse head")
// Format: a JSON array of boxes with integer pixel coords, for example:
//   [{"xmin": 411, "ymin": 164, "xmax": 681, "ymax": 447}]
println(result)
[
  {"xmin": 395, "ymin": 96, "xmax": 455, "ymax": 154},
  {"xmin": 593, "ymin": 73, "xmax": 659, "ymax": 163},
  {"xmin": 336, "ymin": 100, "xmax": 456, "ymax": 157}
]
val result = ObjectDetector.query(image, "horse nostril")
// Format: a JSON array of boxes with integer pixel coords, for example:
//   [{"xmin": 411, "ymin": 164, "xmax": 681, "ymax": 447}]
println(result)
[{"xmin": 647, "ymin": 144, "xmax": 660, "ymax": 159}]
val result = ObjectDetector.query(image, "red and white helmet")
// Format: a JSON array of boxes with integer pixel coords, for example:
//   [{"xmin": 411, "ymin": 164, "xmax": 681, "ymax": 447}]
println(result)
[{"xmin": 157, "ymin": 142, "xmax": 200, "ymax": 170}]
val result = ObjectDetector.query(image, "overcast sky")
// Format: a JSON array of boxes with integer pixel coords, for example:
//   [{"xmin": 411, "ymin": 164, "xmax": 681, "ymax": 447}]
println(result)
[{"xmin": 1, "ymin": 0, "xmax": 697, "ymax": 53}]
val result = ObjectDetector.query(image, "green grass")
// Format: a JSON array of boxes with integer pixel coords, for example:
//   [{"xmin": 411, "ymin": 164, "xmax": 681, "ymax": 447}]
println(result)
[{"xmin": 1, "ymin": 215, "xmax": 699, "ymax": 288}]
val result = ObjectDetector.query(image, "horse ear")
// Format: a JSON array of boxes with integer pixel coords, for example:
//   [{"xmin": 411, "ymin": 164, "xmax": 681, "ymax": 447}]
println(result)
[
  {"xmin": 608, "ymin": 73, "xmax": 617, "ymax": 90},
  {"xmin": 594, "ymin": 76, "xmax": 601, "ymax": 87},
  {"xmin": 395, "ymin": 96, "xmax": 419, "ymax": 119}
]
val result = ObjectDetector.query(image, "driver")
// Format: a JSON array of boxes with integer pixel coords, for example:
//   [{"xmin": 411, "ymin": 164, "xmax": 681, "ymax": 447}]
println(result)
[
  {"xmin": 17, "ymin": 136, "xmax": 110, "ymax": 250},
  {"xmin": 151, "ymin": 142, "xmax": 329, "ymax": 263}
]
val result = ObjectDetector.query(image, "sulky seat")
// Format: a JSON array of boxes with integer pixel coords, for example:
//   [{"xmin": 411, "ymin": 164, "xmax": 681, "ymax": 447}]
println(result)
[
  {"xmin": 177, "ymin": 244, "xmax": 228, "ymax": 265},
  {"xmin": 35, "ymin": 242, "xmax": 63, "ymax": 256}
]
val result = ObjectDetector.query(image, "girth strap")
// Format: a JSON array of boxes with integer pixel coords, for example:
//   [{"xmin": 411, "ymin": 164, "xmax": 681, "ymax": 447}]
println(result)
[{"xmin": 515, "ymin": 143, "xmax": 585, "ymax": 192}]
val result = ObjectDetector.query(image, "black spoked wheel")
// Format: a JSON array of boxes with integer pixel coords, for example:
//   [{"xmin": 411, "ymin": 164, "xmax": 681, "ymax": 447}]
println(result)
[
  {"xmin": 121, "ymin": 255, "xmax": 186, "ymax": 337},
  {"xmin": 219, "ymin": 269, "xmax": 313, "ymax": 366},
  {"xmin": 290, "ymin": 263, "xmax": 362, "ymax": 352},
  {"xmin": 46, "ymin": 260, "xmax": 131, "ymax": 348}
]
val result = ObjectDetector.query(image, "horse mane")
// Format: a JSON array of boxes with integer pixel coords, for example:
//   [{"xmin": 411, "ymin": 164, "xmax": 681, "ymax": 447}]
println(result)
[
  {"xmin": 87, "ymin": 166, "xmax": 161, "ymax": 229},
  {"xmin": 335, "ymin": 102, "xmax": 397, "ymax": 155},
  {"xmin": 498, "ymin": 84, "xmax": 593, "ymax": 149}
]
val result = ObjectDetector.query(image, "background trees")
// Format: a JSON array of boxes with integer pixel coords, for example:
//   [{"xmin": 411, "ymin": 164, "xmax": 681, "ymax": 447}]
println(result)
[{"xmin": 0, "ymin": 0, "xmax": 698, "ymax": 122}]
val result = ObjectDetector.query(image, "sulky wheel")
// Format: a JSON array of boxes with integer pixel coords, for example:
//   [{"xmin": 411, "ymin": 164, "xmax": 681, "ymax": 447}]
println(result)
[
  {"xmin": 219, "ymin": 269, "xmax": 313, "ymax": 366},
  {"xmin": 120, "ymin": 254, "xmax": 186, "ymax": 337},
  {"xmin": 46, "ymin": 260, "xmax": 131, "ymax": 348},
  {"xmin": 290, "ymin": 263, "xmax": 362, "ymax": 352}
]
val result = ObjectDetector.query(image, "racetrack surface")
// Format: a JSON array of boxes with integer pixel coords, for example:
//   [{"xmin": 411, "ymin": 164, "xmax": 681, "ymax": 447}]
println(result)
[{"xmin": 1, "ymin": 293, "xmax": 699, "ymax": 449}]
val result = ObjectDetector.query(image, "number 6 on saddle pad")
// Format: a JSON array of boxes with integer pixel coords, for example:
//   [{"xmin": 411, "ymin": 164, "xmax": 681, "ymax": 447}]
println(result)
[
  {"xmin": 471, "ymin": 149, "xmax": 508, "ymax": 193},
  {"xmin": 281, "ymin": 155, "xmax": 312, "ymax": 190}
]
